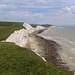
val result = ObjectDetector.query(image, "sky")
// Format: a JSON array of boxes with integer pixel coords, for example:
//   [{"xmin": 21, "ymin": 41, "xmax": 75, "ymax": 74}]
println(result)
[{"xmin": 0, "ymin": 0, "xmax": 75, "ymax": 26}]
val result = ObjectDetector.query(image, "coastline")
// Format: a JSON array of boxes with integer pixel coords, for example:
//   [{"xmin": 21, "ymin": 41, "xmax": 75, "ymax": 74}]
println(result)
[
  {"xmin": 4, "ymin": 23, "xmax": 72, "ymax": 71},
  {"xmin": 0, "ymin": 22, "xmax": 74, "ymax": 75}
]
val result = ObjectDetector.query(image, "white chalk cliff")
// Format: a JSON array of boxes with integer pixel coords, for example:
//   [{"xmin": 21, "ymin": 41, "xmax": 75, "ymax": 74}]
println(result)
[
  {"xmin": 6, "ymin": 23, "xmax": 46, "ymax": 61},
  {"xmin": 6, "ymin": 23, "xmax": 46, "ymax": 47}
]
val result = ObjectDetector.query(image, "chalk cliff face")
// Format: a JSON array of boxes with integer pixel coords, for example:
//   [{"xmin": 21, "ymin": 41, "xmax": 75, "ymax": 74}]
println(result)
[{"xmin": 6, "ymin": 23, "xmax": 46, "ymax": 47}]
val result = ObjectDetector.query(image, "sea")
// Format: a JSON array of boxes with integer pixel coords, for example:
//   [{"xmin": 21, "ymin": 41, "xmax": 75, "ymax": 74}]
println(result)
[{"xmin": 39, "ymin": 26, "xmax": 75, "ymax": 71}]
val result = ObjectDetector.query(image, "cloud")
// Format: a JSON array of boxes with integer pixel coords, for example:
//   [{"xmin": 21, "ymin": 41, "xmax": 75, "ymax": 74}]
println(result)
[
  {"xmin": 0, "ymin": 4, "xmax": 6, "ymax": 8},
  {"xmin": 36, "ymin": 0, "xmax": 48, "ymax": 3},
  {"xmin": 60, "ymin": 0, "xmax": 75, "ymax": 2},
  {"xmin": 9, "ymin": 11, "xmax": 30, "ymax": 17},
  {"xmin": 0, "ymin": 8, "xmax": 44, "ymax": 23},
  {"xmin": 0, "ymin": 0, "xmax": 75, "ymax": 25},
  {"xmin": 63, "ymin": 6, "xmax": 75, "ymax": 14},
  {"xmin": 33, "ymin": 13, "xmax": 43, "ymax": 17},
  {"xmin": 0, "ymin": 4, "xmax": 17, "ymax": 9},
  {"xmin": 19, "ymin": 5, "xmax": 54, "ymax": 9},
  {"xmin": 5, "ymin": 10, "xmax": 44, "ymax": 18}
]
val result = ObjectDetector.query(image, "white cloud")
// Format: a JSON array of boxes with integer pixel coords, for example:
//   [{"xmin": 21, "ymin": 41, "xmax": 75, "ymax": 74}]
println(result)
[
  {"xmin": 36, "ymin": 0, "xmax": 48, "ymax": 3},
  {"xmin": 63, "ymin": 6, "xmax": 75, "ymax": 14},
  {"xmin": 7, "ymin": 10, "xmax": 44, "ymax": 18},
  {"xmin": 0, "ymin": 0, "xmax": 75, "ymax": 25},
  {"xmin": 60, "ymin": 0, "xmax": 75, "ymax": 2},
  {"xmin": 0, "ymin": 4, "xmax": 7, "ymax": 8},
  {"xmin": 63, "ymin": 7, "xmax": 72, "ymax": 13},
  {"xmin": 33, "ymin": 13, "xmax": 43, "ymax": 17},
  {"xmin": 19, "ymin": 5, "xmax": 52, "ymax": 9},
  {"xmin": 0, "ymin": 4, "xmax": 17, "ymax": 9},
  {"xmin": 9, "ymin": 11, "xmax": 30, "ymax": 17}
]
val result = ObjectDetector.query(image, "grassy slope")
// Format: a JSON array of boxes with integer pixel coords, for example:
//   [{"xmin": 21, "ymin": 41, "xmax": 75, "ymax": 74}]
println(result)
[
  {"xmin": 0, "ymin": 22, "xmax": 23, "ymax": 41},
  {"xmin": 0, "ymin": 22, "xmax": 74, "ymax": 75}
]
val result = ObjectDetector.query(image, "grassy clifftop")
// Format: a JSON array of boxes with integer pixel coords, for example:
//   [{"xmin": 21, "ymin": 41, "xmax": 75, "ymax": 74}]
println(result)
[
  {"xmin": 0, "ymin": 22, "xmax": 74, "ymax": 75},
  {"xmin": 0, "ymin": 22, "xmax": 23, "ymax": 41}
]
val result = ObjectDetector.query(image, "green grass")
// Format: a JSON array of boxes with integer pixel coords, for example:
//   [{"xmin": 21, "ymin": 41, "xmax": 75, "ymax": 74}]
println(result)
[
  {"xmin": 0, "ymin": 42, "xmax": 73, "ymax": 75},
  {"xmin": 0, "ymin": 22, "xmax": 74, "ymax": 75},
  {"xmin": 0, "ymin": 21, "xmax": 23, "ymax": 26},
  {"xmin": 0, "ymin": 22, "xmax": 23, "ymax": 41}
]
